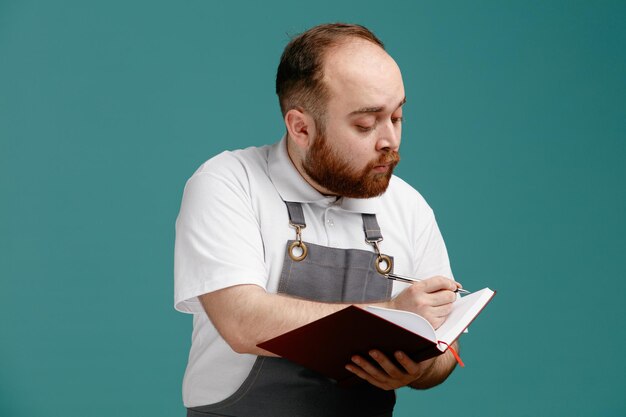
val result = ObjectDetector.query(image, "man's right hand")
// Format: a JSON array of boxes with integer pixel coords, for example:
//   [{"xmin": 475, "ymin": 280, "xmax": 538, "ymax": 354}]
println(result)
[{"xmin": 385, "ymin": 276, "xmax": 460, "ymax": 329}]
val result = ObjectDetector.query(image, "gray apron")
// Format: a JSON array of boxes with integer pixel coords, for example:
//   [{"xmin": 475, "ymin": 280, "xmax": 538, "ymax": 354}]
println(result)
[{"xmin": 188, "ymin": 202, "xmax": 397, "ymax": 417}]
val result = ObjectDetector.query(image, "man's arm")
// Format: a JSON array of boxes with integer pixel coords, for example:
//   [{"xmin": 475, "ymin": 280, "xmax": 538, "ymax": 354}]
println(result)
[
  {"xmin": 199, "ymin": 284, "xmax": 345, "ymax": 355},
  {"xmin": 199, "ymin": 276, "xmax": 459, "ymax": 357}
]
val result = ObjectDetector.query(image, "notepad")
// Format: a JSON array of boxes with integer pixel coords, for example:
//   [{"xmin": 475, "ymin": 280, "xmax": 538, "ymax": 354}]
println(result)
[{"xmin": 258, "ymin": 287, "xmax": 495, "ymax": 385}]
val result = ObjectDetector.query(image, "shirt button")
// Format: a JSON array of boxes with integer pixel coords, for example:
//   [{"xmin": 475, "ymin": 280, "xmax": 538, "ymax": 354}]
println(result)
[{"xmin": 327, "ymin": 218, "xmax": 334, "ymax": 227}]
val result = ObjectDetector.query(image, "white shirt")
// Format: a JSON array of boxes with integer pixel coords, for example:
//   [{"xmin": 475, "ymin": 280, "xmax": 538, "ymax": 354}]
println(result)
[{"xmin": 174, "ymin": 137, "xmax": 453, "ymax": 407}]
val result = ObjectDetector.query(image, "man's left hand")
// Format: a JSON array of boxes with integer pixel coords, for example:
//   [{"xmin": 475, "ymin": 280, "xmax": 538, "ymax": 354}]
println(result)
[{"xmin": 345, "ymin": 350, "xmax": 435, "ymax": 390}]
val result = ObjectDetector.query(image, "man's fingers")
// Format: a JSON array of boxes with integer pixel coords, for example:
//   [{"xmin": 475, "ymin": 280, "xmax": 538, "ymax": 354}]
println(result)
[
  {"xmin": 418, "ymin": 276, "xmax": 460, "ymax": 293},
  {"xmin": 388, "ymin": 275, "xmax": 460, "ymax": 322},
  {"xmin": 428, "ymin": 289, "xmax": 458, "ymax": 306},
  {"xmin": 346, "ymin": 355, "xmax": 394, "ymax": 390},
  {"xmin": 346, "ymin": 351, "xmax": 418, "ymax": 391},
  {"xmin": 422, "ymin": 303, "xmax": 453, "ymax": 318},
  {"xmin": 368, "ymin": 350, "xmax": 405, "ymax": 379}
]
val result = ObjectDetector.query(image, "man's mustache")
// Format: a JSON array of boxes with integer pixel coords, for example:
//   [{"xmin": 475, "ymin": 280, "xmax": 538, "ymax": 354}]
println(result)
[{"xmin": 378, "ymin": 151, "xmax": 400, "ymax": 165}]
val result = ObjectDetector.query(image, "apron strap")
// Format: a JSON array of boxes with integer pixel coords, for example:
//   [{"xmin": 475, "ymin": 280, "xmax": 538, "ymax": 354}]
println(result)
[
  {"xmin": 362, "ymin": 213, "xmax": 393, "ymax": 275},
  {"xmin": 284, "ymin": 202, "xmax": 384, "ymax": 242},
  {"xmin": 285, "ymin": 201, "xmax": 306, "ymax": 227},
  {"xmin": 362, "ymin": 213, "xmax": 383, "ymax": 242}
]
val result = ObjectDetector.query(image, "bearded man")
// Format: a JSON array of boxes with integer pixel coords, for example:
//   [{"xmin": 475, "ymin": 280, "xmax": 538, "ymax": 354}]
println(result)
[{"xmin": 174, "ymin": 23, "xmax": 462, "ymax": 417}]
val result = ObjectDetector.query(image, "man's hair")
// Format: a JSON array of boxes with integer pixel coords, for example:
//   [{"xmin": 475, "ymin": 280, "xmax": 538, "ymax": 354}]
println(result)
[{"xmin": 275, "ymin": 23, "xmax": 385, "ymax": 123}]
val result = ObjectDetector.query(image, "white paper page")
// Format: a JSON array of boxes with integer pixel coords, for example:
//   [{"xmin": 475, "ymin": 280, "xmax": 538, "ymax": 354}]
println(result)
[
  {"xmin": 435, "ymin": 288, "xmax": 495, "ymax": 345},
  {"xmin": 364, "ymin": 305, "xmax": 437, "ymax": 343}
]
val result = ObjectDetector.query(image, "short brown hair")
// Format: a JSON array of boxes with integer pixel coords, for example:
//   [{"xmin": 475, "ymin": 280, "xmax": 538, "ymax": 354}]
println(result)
[{"xmin": 275, "ymin": 23, "xmax": 385, "ymax": 122}]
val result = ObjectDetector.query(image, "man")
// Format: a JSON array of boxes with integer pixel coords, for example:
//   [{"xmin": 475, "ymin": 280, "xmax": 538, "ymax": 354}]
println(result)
[{"xmin": 175, "ymin": 23, "xmax": 462, "ymax": 416}]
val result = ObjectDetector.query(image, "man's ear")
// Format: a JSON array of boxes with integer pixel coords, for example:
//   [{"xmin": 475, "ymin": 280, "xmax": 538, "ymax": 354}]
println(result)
[{"xmin": 284, "ymin": 108, "xmax": 316, "ymax": 150}]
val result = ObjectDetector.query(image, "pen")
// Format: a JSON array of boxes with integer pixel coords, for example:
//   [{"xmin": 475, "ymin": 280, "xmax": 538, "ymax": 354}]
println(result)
[{"xmin": 385, "ymin": 272, "xmax": 471, "ymax": 294}]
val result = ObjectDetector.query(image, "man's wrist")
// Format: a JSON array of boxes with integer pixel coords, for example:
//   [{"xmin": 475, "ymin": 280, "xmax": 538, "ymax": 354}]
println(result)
[
  {"xmin": 408, "ymin": 356, "xmax": 438, "ymax": 389},
  {"xmin": 408, "ymin": 344, "xmax": 459, "ymax": 390}
]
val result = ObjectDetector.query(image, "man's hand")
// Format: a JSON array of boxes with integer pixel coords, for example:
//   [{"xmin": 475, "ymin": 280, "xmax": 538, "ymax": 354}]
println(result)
[
  {"xmin": 345, "ymin": 276, "xmax": 462, "ymax": 390},
  {"xmin": 386, "ymin": 275, "xmax": 460, "ymax": 329},
  {"xmin": 346, "ymin": 341, "xmax": 460, "ymax": 390},
  {"xmin": 345, "ymin": 350, "xmax": 437, "ymax": 390}
]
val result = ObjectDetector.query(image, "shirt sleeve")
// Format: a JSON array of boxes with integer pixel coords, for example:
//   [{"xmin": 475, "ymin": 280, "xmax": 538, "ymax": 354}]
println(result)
[
  {"xmin": 174, "ymin": 160, "xmax": 268, "ymax": 314},
  {"xmin": 412, "ymin": 208, "xmax": 455, "ymax": 282}
]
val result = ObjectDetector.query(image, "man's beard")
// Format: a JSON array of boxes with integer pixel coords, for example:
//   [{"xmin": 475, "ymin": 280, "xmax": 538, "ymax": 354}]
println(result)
[{"xmin": 302, "ymin": 132, "xmax": 400, "ymax": 199}]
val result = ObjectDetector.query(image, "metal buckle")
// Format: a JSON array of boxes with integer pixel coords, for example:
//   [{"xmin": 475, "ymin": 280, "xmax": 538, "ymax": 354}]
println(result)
[
  {"xmin": 366, "ymin": 238, "xmax": 393, "ymax": 275},
  {"xmin": 288, "ymin": 223, "xmax": 308, "ymax": 261}
]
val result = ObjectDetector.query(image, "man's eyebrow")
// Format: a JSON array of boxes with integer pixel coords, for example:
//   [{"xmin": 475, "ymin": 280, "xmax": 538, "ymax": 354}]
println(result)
[{"xmin": 349, "ymin": 97, "xmax": 407, "ymax": 116}]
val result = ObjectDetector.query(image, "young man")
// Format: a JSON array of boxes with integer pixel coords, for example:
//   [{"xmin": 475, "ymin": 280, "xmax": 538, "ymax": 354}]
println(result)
[{"xmin": 175, "ymin": 23, "xmax": 462, "ymax": 416}]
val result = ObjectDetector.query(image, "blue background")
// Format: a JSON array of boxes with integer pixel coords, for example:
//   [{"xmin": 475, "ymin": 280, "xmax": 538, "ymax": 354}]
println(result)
[{"xmin": 1, "ymin": 1, "xmax": 625, "ymax": 416}]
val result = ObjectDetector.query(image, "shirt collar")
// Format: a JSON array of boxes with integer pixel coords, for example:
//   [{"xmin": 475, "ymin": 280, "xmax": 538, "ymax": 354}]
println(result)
[{"xmin": 268, "ymin": 136, "xmax": 382, "ymax": 214}]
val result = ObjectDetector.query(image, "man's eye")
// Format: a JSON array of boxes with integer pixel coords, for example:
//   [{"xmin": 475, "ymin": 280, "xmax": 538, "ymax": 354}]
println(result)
[
  {"xmin": 356, "ymin": 125, "xmax": 374, "ymax": 132},
  {"xmin": 391, "ymin": 117, "xmax": 403, "ymax": 124}
]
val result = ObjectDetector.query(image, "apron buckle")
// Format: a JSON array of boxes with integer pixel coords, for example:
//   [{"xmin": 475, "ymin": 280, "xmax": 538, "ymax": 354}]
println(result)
[
  {"xmin": 367, "ymin": 239, "xmax": 393, "ymax": 275},
  {"xmin": 288, "ymin": 223, "xmax": 308, "ymax": 261}
]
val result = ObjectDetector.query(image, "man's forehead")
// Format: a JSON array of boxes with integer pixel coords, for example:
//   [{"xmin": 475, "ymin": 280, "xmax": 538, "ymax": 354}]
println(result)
[
  {"xmin": 323, "ymin": 39, "xmax": 404, "ymax": 113},
  {"xmin": 326, "ymin": 78, "xmax": 406, "ymax": 116}
]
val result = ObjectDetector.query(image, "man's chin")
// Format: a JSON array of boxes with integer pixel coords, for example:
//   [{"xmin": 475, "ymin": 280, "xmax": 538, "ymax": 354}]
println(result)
[{"xmin": 354, "ymin": 176, "xmax": 393, "ymax": 199}]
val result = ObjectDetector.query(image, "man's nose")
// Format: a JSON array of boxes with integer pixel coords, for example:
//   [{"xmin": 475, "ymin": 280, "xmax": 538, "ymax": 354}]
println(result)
[{"xmin": 376, "ymin": 119, "xmax": 401, "ymax": 152}]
